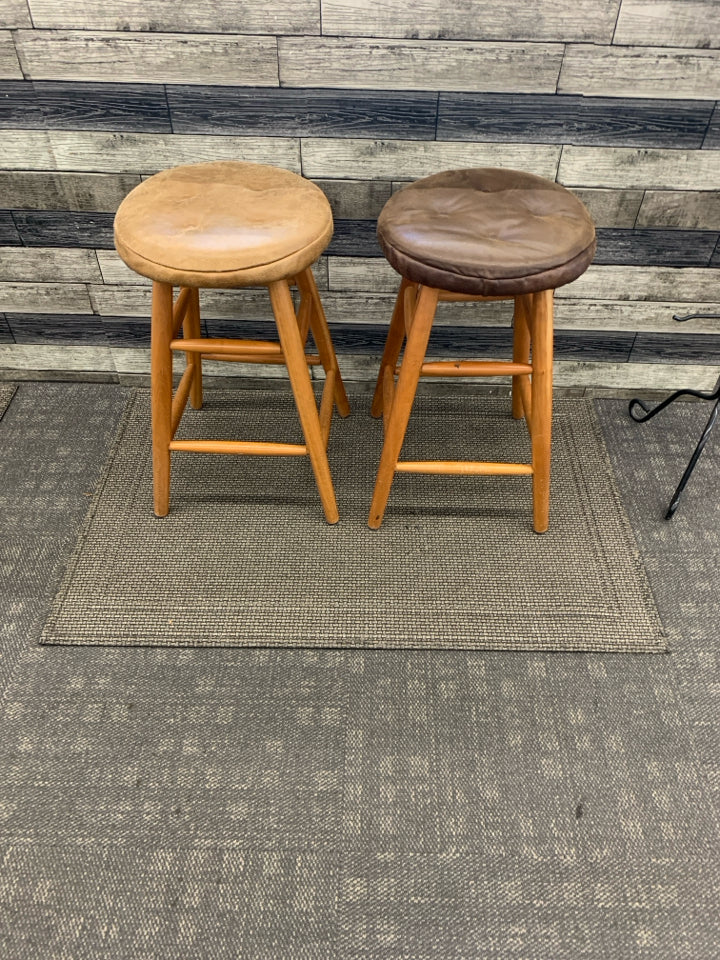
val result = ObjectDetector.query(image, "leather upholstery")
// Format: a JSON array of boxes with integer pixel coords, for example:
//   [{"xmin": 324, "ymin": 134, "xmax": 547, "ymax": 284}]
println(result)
[
  {"xmin": 377, "ymin": 168, "xmax": 596, "ymax": 296},
  {"xmin": 114, "ymin": 161, "xmax": 333, "ymax": 287}
]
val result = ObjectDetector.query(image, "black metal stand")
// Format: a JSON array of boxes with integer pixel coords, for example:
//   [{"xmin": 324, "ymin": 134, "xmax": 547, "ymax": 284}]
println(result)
[{"xmin": 628, "ymin": 313, "xmax": 720, "ymax": 519}]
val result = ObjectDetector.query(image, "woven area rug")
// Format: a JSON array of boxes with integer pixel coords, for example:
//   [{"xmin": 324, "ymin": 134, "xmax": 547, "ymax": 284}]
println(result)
[
  {"xmin": 41, "ymin": 389, "xmax": 666, "ymax": 652},
  {"xmin": 0, "ymin": 383, "xmax": 17, "ymax": 419}
]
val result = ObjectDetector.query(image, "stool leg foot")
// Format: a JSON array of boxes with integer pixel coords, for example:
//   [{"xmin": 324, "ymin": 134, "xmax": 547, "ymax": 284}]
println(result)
[
  {"xmin": 270, "ymin": 279, "xmax": 340, "ymax": 524},
  {"xmin": 184, "ymin": 287, "xmax": 203, "ymax": 409},
  {"xmin": 530, "ymin": 290, "xmax": 554, "ymax": 533},
  {"xmin": 296, "ymin": 267, "xmax": 350, "ymax": 418},
  {"xmin": 151, "ymin": 281, "xmax": 174, "ymax": 517},
  {"xmin": 371, "ymin": 278, "xmax": 413, "ymax": 419},
  {"xmin": 512, "ymin": 294, "xmax": 531, "ymax": 421},
  {"xmin": 369, "ymin": 285, "xmax": 439, "ymax": 529}
]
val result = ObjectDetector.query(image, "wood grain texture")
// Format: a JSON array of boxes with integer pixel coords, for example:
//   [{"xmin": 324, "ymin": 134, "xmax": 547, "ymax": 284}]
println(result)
[
  {"xmin": 0, "ymin": 210, "xmax": 21, "ymax": 245},
  {"xmin": 0, "ymin": 1, "xmax": 31, "ymax": 28},
  {"xmin": 559, "ymin": 45, "xmax": 720, "ymax": 100},
  {"xmin": 35, "ymin": 81, "xmax": 171, "ymax": 132},
  {"xmin": 0, "ymin": 31, "xmax": 22, "ymax": 79},
  {"xmin": 614, "ymin": 1, "xmax": 720, "ymax": 50},
  {"xmin": 320, "ymin": 0, "xmax": 620, "ymax": 43},
  {"xmin": 0, "ymin": 342, "xmax": 115, "ymax": 373},
  {"xmin": 0, "ymin": 80, "xmax": 43, "ymax": 127},
  {"xmin": 0, "ymin": 281, "xmax": 93, "ymax": 314},
  {"xmin": 712, "ymin": 239, "xmax": 720, "ymax": 268},
  {"xmin": 327, "ymin": 221, "xmax": 380, "ymax": 257},
  {"xmin": 168, "ymin": 87, "xmax": 438, "ymax": 140},
  {"xmin": 301, "ymin": 138, "xmax": 560, "ymax": 180},
  {"xmin": 15, "ymin": 30, "xmax": 279, "ymax": 86},
  {"xmin": 559, "ymin": 146, "xmax": 720, "ymax": 190},
  {"xmin": 7, "ymin": 311, "xmax": 107, "ymax": 344},
  {"xmin": 555, "ymin": 299, "xmax": 720, "ymax": 333},
  {"xmin": 0, "ymin": 247, "xmax": 102, "ymax": 282},
  {"xmin": 44, "ymin": 132, "xmax": 300, "ymax": 174},
  {"xmin": 570, "ymin": 188, "xmax": 644, "ymax": 228},
  {"xmin": 0, "ymin": 171, "xmax": 141, "ymax": 211},
  {"xmin": 90, "ymin": 285, "xmax": 296, "ymax": 320},
  {"xmin": 328, "ymin": 257, "xmax": 411, "ymax": 292},
  {"xmin": 13, "ymin": 211, "xmax": 115, "ymax": 248},
  {"xmin": 0, "ymin": 314, "xmax": 12, "ymax": 342},
  {"xmin": 26, "ymin": 0, "xmax": 319, "ymax": 34},
  {"xmin": 95, "ymin": 251, "xmax": 149, "ymax": 286},
  {"xmin": 437, "ymin": 92, "xmax": 712, "ymax": 148},
  {"xmin": 0, "ymin": 130, "xmax": 54, "ymax": 168},
  {"xmin": 704, "ymin": 102, "xmax": 720, "ymax": 147},
  {"xmin": 631, "ymin": 331, "xmax": 720, "ymax": 364},
  {"xmin": 594, "ymin": 228, "xmax": 719, "ymax": 267},
  {"xmin": 312, "ymin": 180, "xmax": 392, "ymax": 220},
  {"xmin": 279, "ymin": 38, "xmax": 563, "ymax": 93},
  {"xmin": 637, "ymin": 191, "xmax": 720, "ymax": 229},
  {"xmin": 558, "ymin": 265, "xmax": 720, "ymax": 302},
  {"xmin": 551, "ymin": 360, "xmax": 719, "ymax": 390}
]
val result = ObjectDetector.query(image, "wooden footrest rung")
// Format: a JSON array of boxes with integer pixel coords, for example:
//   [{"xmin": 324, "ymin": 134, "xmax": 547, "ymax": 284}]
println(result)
[
  {"xmin": 395, "ymin": 460, "xmax": 533, "ymax": 476},
  {"xmin": 169, "ymin": 439, "xmax": 307, "ymax": 456},
  {"xmin": 170, "ymin": 337, "xmax": 283, "ymax": 356},
  {"xmin": 415, "ymin": 360, "xmax": 533, "ymax": 378}
]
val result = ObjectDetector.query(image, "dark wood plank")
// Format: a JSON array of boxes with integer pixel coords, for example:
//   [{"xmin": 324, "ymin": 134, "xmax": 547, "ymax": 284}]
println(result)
[
  {"xmin": 0, "ymin": 314, "xmax": 13, "ymax": 342},
  {"xmin": 6, "ymin": 312, "xmax": 107, "ymax": 344},
  {"xmin": 437, "ymin": 93, "xmax": 712, "ymax": 148},
  {"xmin": 0, "ymin": 80, "xmax": 43, "ymax": 127},
  {"xmin": 312, "ymin": 180, "xmax": 392, "ymax": 220},
  {"xmin": 631, "ymin": 332, "xmax": 720, "ymax": 365},
  {"xmin": 711, "ymin": 237, "xmax": 720, "ymax": 267},
  {"xmin": 704, "ymin": 103, "xmax": 720, "ymax": 147},
  {"xmin": 327, "ymin": 221, "xmax": 381, "ymax": 257},
  {"xmin": 12, "ymin": 210, "xmax": 115, "ymax": 248},
  {"xmin": 34, "ymin": 81, "xmax": 171, "ymax": 132},
  {"xmin": 168, "ymin": 87, "xmax": 437, "ymax": 140},
  {"xmin": 594, "ymin": 229, "xmax": 719, "ymax": 267},
  {"xmin": 0, "ymin": 210, "xmax": 21, "ymax": 245},
  {"xmin": 0, "ymin": 171, "xmax": 141, "ymax": 212}
]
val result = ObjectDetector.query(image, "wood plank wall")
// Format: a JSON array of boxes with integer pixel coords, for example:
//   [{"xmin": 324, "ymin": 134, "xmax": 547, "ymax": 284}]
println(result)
[{"xmin": 0, "ymin": 0, "xmax": 719, "ymax": 390}]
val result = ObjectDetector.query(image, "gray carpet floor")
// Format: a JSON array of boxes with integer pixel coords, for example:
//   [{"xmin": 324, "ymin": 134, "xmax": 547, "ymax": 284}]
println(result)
[{"xmin": 0, "ymin": 383, "xmax": 719, "ymax": 959}]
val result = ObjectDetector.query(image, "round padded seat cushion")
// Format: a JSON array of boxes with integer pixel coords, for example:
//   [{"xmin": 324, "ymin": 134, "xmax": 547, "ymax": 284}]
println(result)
[
  {"xmin": 114, "ymin": 161, "xmax": 334, "ymax": 287},
  {"xmin": 377, "ymin": 168, "xmax": 596, "ymax": 296}
]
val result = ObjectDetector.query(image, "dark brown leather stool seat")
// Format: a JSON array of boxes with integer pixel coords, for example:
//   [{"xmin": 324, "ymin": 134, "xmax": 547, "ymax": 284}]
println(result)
[
  {"xmin": 114, "ymin": 161, "xmax": 349, "ymax": 523},
  {"xmin": 369, "ymin": 167, "xmax": 596, "ymax": 531}
]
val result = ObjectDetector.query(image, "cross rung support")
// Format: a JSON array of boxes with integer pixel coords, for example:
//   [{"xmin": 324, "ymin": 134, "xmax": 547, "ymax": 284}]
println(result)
[
  {"xmin": 382, "ymin": 365, "xmax": 395, "ymax": 433},
  {"xmin": 319, "ymin": 368, "xmax": 336, "ymax": 448},
  {"xmin": 517, "ymin": 372, "xmax": 532, "ymax": 430},
  {"xmin": 395, "ymin": 460, "xmax": 533, "ymax": 476},
  {"xmin": 169, "ymin": 439, "xmax": 307, "ymax": 456},
  {"xmin": 172, "ymin": 287, "xmax": 192, "ymax": 337},
  {"xmin": 201, "ymin": 352, "xmax": 322, "ymax": 366},
  {"xmin": 170, "ymin": 364, "xmax": 194, "ymax": 438},
  {"xmin": 416, "ymin": 360, "xmax": 533, "ymax": 378}
]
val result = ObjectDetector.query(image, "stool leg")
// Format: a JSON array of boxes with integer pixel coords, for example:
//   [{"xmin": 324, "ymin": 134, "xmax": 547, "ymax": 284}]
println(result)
[
  {"xmin": 368, "ymin": 284, "xmax": 439, "ymax": 529},
  {"xmin": 183, "ymin": 287, "xmax": 203, "ymax": 409},
  {"xmin": 269, "ymin": 278, "xmax": 340, "ymax": 525},
  {"xmin": 530, "ymin": 289, "xmax": 554, "ymax": 534},
  {"xmin": 370, "ymin": 278, "xmax": 413, "ymax": 418},
  {"xmin": 296, "ymin": 267, "xmax": 350, "ymax": 418},
  {"xmin": 512, "ymin": 293, "xmax": 531, "ymax": 420},
  {"xmin": 151, "ymin": 281, "xmax": 174, "ymax": 517}
]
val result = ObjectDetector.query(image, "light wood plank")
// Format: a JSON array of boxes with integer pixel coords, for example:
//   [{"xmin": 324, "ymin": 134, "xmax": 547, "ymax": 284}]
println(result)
[
  {"xmin": 0, "ymin": 171, "xmax": 142, "ymax": 212},
  {"xmin": 15, "ymin": 30, "xmax": 279, "ymax": 86},
  {"xmin": 44, "ymin": 131, "xmax": 300, "ymax": 174},
  {"xmin": 553, "ymin": 360, "xmax": 720, "ymax": 391},
  {"xmin": 90, "ymin": 284, "xmax": 282, "ymax": 320},
  {"xmin": 0, "ymin": 343, "xmax": 114, "ymax": 372},
  {"xmin": 27, "ymin": 0, "xmax": 319, "ymax": 33},
  {"xmin": 0, "ymin": 281, "xmax": 93, "ymax": 313},
  {"xmin": 0, "ymin": 1, "xmax": 31, "ymax": 27},
  {"xmin": 555, "ymin": 299, "xmax": 720, "ymax": 333},
  {"xmin": 0, "ymin": 31, "xmax": 22, "ymax": 78},
  {"xmin": 0, "ymin": 247, "xmax": 102, "ymax": 283},
  {"xmin": 0, "ymin": 130, "xmax": 54, "ymax": 168},
  {"xmin": 321, "ymin": 0, "xmax": 619, "ymax": 42},
  {"xmin": 279, "ymin": 38, "xmax": 563, "ymax": 93},
  {"xmin": 559, "ymin": 44, "xmax": 720, "ymax": 100},
  {"xmin": 311, "ymin": 179, "xmax": 392, "ymax": 220},
  {"xmin": 614, "ymin": 1, "xmax": 720, "ymax": 49},
  {"xmin": 636, "ymin": 191, "xmax": 720, "ymax": 230},
  {"xmin": 559, "ymin": 265, "xmax": 720, "ymax": 302},
  {"xmin": 570, "ymin": 188, "xmax": 644, "ymax": 228},
  {"xmin": 301, "ymin": 138, "xmax": 560, "ymax": 180},
  {"xmin": 559, "ymin": 146, "xmax": 720, "ymax": 190}
]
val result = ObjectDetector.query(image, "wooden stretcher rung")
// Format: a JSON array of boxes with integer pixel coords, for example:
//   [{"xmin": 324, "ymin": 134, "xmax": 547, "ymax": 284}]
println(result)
[
  {"xmin": 395, "ymin": 460, "xmax": 533, "ymax": 476},
  {"xmin": 201, "ymin": 352, "xmax": 321, "ymax": 365},
  {"xmin": 516, "ymin": 372, "xmax": 532, "ymax": 428},
  {"xmin": 169, "ymin": 439, "xmax": 307, "ymax": 456},
  {"xmin": 382, "ymin": 365, "xmax": 395, "ymax": 432},
  {"xmin": 170, "ymin": 364, "xmax": 194, "ymax": 438},
  {"xmin": 416, "ymin": 360, "xmax": 534, "ymax": 378},
  {"xmin": 170, "ymin": 338, "xmax": 283, "ymax": 355},
  {"xmin": 172, "ymin": 287, "xmax": 192, "ymax": 337}
]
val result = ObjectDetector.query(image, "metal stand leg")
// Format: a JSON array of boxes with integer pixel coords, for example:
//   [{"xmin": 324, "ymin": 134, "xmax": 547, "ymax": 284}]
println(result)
[{"xmin": 628, "ymin": 312, "xmax": 720, "ymax": 519}]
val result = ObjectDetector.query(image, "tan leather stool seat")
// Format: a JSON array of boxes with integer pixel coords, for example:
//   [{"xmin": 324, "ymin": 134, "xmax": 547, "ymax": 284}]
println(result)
[
  {"xmin": 114, "ymin": 161, "xmax": 334, "ymax": 288},
  {"xmin": 378, "ymin": 168, "xmax": 596, "ymax": 297}
]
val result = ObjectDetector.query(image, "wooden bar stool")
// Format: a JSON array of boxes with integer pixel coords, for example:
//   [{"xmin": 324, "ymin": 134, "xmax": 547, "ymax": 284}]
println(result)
[
  {"xmin": 368, "ymin": 168, "xmax": 596, "ymax": 532},
  {"xmin": 114, "ymin": 161, "xmax": 350, "ymax": 524}
]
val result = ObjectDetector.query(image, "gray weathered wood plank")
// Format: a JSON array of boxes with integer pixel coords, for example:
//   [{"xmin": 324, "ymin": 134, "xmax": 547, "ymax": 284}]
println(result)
[
  {"xmin": 312, "ymin": 180, "xmax": 392, "ymax": 220},
  {"xmin": 302, "ymin": 139, "xmax": 560, "ymax": 180},
  {"xmin": 15, "ymin": 30, "xmax": 279, "ymax": 86},
  {"xmin": 555, "ymin": 299, "xmax": 720, "ymax": 333},
  {"xmin": 27, "ymin": 0, "xmax": 319, "ymax": 34},
  {"xmin": 631, "ymin": 331, "xmax": 720, "ymax": 364},
  {"xmin": 0, "ymin": 171, "xmax": 142, "ymax": 211},
  {"xmin": 0, "ymin": 343, "xmax": 116, "ymax": 373},
  {"xmin": 45, "ymin": 132, "xmax": 300, "ymax": 174},
  {"xmin": 0, "ymin": 247, "xmax": 102, "ymax": 282},
  {"xmin": 703, "ymin": 102, "xmax": 719, "ymax": 147},
  {"xmin": 89, "ymin": 285, "xmax": 310, "ymax": 320},
  {"xmin": 559, "ymin": 45, "xmax": 720, "ymax": 100},
  {"xmin": 559, "ymin": 146, "xmax": 720, "ymax": 190},
  {"xmin": 0, "ymin": 130, "xmax": 54, "ymax": 168},
  {"xmin": 0, "ymin": 1, "xmax": 31, "ymax": 28},
  {"xmin": 7, "ymin": 311, "xmax": 107, "ymax": 344},
  {"xmin": 636, "ymin": 191, "xmax": 720, "ymax": 229},
  {"xmin": 0, "ymin": 281, "xmax": 93, "ymax": 313},
  {"xmin": 13, "ymin": 211, "xmax": 115, "ymax": 248},
  {"xmin": 0, "ymin": 31, "xmax": 22, "ymax": 79},
  {"xmin": 594, "ymin": 228, "xmax": 719, "ymax": 267},
  {"xmin": 0, "ymin": 210, "xmax": 21, "ymax": 245},
  {"xmin": 320, "ymin": 0, "xmax": 620, "ymax": 43},
  {"xmin": 279, "ymin": 38, "xmax": 563, "ymax": 93},
  {"xmin": 35, "ymin": 81, "xmax": 172, "ymax": 132},
  {"xmin": 614, "ymin": 1, "xmax": 720, "ymax": 49},
  {"xmin": 570, "ymin": 188, "xmax": 644, "ymax": 228}
]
